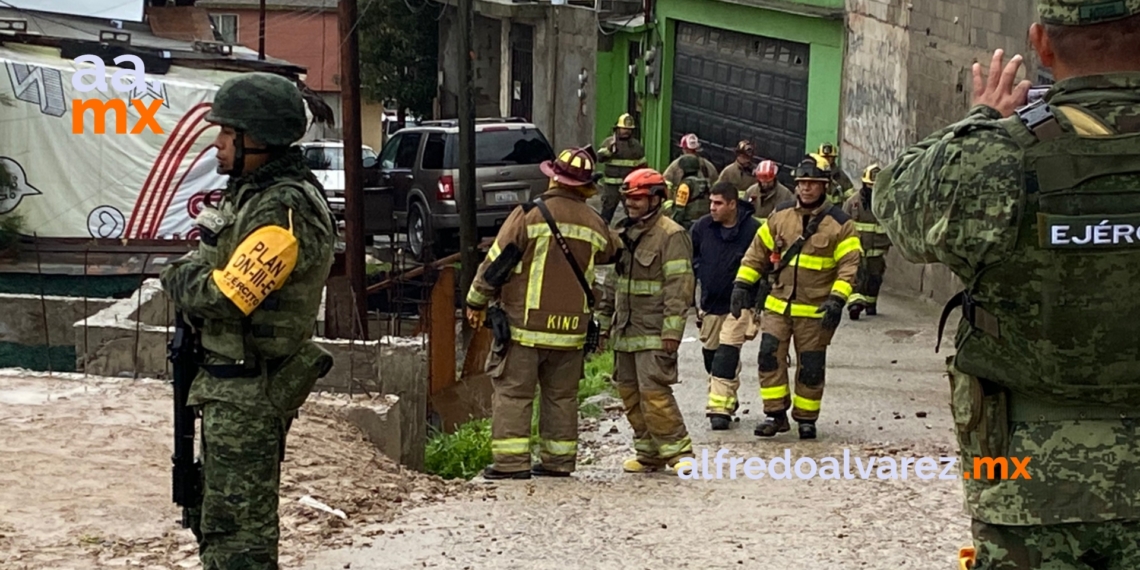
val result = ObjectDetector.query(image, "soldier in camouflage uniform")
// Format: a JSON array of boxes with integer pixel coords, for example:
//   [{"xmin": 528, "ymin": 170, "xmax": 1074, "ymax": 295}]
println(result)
[
  {"xmin": 667, "ymin": 154, "xmax": 712, "ymax": 229},
  {"xmin": 160, "ymin": 72, "xmax": 336, "ymax": 569},
  {"xmin": 874, "ymin": 1, "xmax": 1140, "ymax": 566}
]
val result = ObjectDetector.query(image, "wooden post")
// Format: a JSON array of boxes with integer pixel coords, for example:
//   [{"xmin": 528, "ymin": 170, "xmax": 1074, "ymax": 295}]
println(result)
[{"xmin": 428, "ymin": 266, "xmax": 457, "ymax": 397}]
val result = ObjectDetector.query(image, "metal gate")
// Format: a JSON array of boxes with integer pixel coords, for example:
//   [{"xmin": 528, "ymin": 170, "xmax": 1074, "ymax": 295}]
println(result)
[
  {"xmin": 510, "ymin": 23, "xmax": 534, "ymax": 121},
  {"xmin": 670, "ymin": 22, "xmax": 810, "ymax": 171}
]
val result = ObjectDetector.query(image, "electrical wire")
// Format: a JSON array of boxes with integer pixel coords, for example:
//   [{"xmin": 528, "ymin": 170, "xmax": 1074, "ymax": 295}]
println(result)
[{"xmin": 596, "ymin": 9, "xmax": 643, "ymax": 37}]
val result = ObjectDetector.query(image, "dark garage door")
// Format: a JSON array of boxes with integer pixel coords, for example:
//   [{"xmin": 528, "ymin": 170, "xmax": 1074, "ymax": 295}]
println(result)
[{"xmin": 671, "ymin": 22, "xmax": 810, "ymax": 174}]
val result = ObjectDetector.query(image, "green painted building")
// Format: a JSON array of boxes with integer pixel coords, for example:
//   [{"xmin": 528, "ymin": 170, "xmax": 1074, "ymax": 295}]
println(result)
[{"xmin": 595, "ymin": 0, "xmax": 845, "ymax": 179}]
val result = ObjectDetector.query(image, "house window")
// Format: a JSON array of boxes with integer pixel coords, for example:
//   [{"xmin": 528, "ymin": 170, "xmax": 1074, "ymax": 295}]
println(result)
[{"xmin": 210, "ymin": 14, "xmax": 238, "ymax": 44}]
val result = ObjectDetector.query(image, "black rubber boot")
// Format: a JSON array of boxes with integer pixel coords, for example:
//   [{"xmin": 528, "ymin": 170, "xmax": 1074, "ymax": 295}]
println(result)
[
  {"xmin": 866, "ymin": 304, "xmax": 877, "ymax": 316},
  {"xmin": 710, "ymin": 415, "xmax": 731, "ymax": 431},
  {"xmin": 798, "ymin": 421, "xmax": 817, "ymax": 440},
  {"xmin": 848, "ymin": 304, "xmax": 862, "ymax": 321},
  {"xmin": 754, "ymin": 413, "xmax": 790, "ymax": 437},
  {"xmin": 482, "ymin": 466, "xmax": 532, "ymax": 480},
  {"xmin": 531, "ymin": 465, "xmax": 571, "ymax": 478}
]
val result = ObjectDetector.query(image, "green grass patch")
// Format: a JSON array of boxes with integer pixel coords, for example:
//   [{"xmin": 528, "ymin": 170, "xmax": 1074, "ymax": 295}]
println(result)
[{"xmin": 424, "ymin": 349, "xmax": 617, "ymax": 480}]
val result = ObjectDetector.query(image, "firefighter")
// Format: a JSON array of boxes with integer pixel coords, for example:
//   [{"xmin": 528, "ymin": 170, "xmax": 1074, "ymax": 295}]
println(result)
[
  {"xmin": 693, "ymin": 183, "xmax": 761, "ymax": 430},
  {"xmin": 597, "ymin": 113, "xmax": 648, "ymax": 224},
  {"xmin": 730, "ymin": 154, "xmax": 861, "ymax": 439},
  {"xmin": 818, "ymin": 143, "xmax": 855, "ymax": 204},
  {"xmin": 667, "ymin": 154, "xmax": 712, "ymax": 229},
  {"xmin": 663, "ymin": 133, "xmax": 718, "ymax": 188},
  {"xmin": 465, "ymin": 146, "xmax": 620, "ymax": 479},
  {"xmin": 743, "ymin": 159, "xmax": 795, "ymax": 225},
  {"xmin": 843, "ymin": 164, "xmax": 892, "ymax": 320},
  {"xmin": 717, "ymin": 140, "xmax": 756, "ymax": 192},
  {"xmin": 597, "ymin": 168, "xmax": 696, "ymax": 473}
]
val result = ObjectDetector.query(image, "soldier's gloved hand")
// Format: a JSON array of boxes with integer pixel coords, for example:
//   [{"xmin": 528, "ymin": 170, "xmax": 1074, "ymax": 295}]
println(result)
[
  {"xmin": 817, "ymin": 295, "xmax": 846, "ymax": 331},
  {"xmin": 730, "ymin": 282, "xmax": 756, "ymax": 319}
]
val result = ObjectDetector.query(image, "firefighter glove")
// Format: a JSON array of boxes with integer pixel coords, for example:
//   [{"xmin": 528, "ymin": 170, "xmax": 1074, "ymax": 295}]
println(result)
[
  {"xmin": 754, "ymin": 279, "xmax": 771, "ymax": 313},
  {"xmin": 817, "ymin": 295, "xmax": 846, "ymax": 331},
  {"xmin": 730, "ymin": 282, "xmax": 757, "ymax": 319}
]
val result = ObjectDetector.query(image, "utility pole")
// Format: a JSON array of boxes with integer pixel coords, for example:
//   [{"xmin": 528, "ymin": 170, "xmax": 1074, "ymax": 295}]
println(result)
[
  {"xmin": 339, "ymin": 0, "xmax": 368, "ymax": 339},
  {"xmin": 258, "ymin": 0, "xmax": 266, "ymax": 60},
  {"xmin": 456, "ymin": 0, "xmax": 478, "ymax": 295}
]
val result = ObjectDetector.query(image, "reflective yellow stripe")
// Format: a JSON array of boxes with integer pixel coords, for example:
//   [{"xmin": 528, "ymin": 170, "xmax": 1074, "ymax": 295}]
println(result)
[
  {"xmin": 787, "ymin": 253, "xmax": 836, "ymax": 270},
  {"xmin": 663, "ymin": 258, "xmax": 691, "ymax": 277},
  {"xmin": 864, "ymin": 295, "xmax": 878, "ymax": 303},
  {"xmin": 613, "ymin": 335, "xmax": 664, "ymax": 351},
  {"xmin": 597, "ymin": 314, "xmax": 612, "ymax": 330},
  {"xmin": 609, "ymin": 158, "xmax": 645, "ymax": 167},
  {"xmin": 663, "ymin": 200, "xmax": 674, "ymax": 211},
  {"xmin": 491, "ymin": 438, "xmax": 530, "ymax": 455},
  {"xmin": 659, "ymin": 436, "xmax": 692, "ymax": 458},
  {"xmin": 855, "ymin": 222, "xmax": 887, "ymax": 234},
  {"xmin": 793, "ymin": 395, "xmax": 821, "ymax": 412},
  {"xmin": 834, "ymin": 236, "xmax": 863, "ymax": 260},
  {"xmin": 832, "ymin": 280, "xmax": 853, "ymax": 299},
  {"xmin": 617, "ymin": 277, "xmax": 661, "ymax": 295},
  {"xmin": 487, "ymin": 241, "xmax": 502, "ymax": 261},
  {"xmin": 847, "ymin": 293, "xmax": 869, "ymax": 305},
  {"xmin": 864, "ymin": 248, "xmax": 887, "ymax": 257},
  {"xmin": 541, "ymin": 440, "xmax": 578, "ymax": 456},
  {"xmin": 765, "ymin": 296, "xmax": 823, "ymax": 318},
  {"xmin": 736, "ymin": 266, "xmax": 760, "ymax": 284},
  {"xmin": 708, "ymin": 394, "xmax": 738, "ymax": 408},
  {"xmin": 602, "ymin": 177, "xmax": 625, "ymax": 185},
  {"xmin": 527, "ymin": 223, "xmax": 609, "ymax": 252},
  {"xmin": 524, "ymin": 236, "xmax": 550, "ymax": 323},
  {"xmin": 466, "ymin": 288, "xmax": 489, "ymax": 307},
  {"xmin": 663, "ymin": 315, "xmax": 685, "ymax": 332},
  {"xmin": 758, "ymin": 223, "xmax": 775, "ymax": 250},
  {"xmin": 511, "ymin": 327, "xmax": 586, "ymax": 348},
  {"xmin": 634, "ymin": 439, "xmax": 657, "ymax": 454},
  {"xmin": 761, "ymin": 385, "xmax": 790, "ymax": 400},
  {"xmin": 753, "ymin": 216, "xmax": 767, "ymax": 224}
]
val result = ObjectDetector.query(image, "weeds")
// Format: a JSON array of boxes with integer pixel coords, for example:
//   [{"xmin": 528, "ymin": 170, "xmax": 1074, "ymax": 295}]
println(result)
[{"xmin": 424, "ymin": 349, "xmax": 617, "ymax": 480}]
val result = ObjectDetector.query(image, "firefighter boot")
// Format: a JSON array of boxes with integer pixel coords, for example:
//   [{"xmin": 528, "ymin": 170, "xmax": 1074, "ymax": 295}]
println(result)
[
  {"xmin": 754, "ymin": 412, "xmax": 790, "ymax": 437},
  {"xmin": 798, "ymin": 421, "xmax": 817, "ymax": 440},
  {"xmin": 709, "ymin": 414, "xmax": 731, "ymax": 431},
  {"xmin": 866, "ymin": 304, "xmax": 877, "ymax": 316},
  {"xmin": 848, "ymin": 303, "xmax": 863, "ymax": 321}
]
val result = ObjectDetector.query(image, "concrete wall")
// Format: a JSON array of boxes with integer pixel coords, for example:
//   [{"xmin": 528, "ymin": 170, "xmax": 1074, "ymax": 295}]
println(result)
[
  {"xmin": 0, "ymin": 293, "xmax": 116, "ymax": 348},
  {"xmin": 840, "ymin": 0, "xmax": 1041, "ymax": 302},
  {"xmin": 438, "ymin": 7, "xmax": 505, "ymax": 119},
  {"xmin": 532, "ymin": 5, "xmax": 598, "ymax": 153}
]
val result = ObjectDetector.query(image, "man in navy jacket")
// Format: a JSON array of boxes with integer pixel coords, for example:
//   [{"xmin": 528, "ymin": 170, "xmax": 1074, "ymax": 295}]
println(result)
[{"xmin": 692, "ymin": 182, "xmax": 765, "ymax": 430}]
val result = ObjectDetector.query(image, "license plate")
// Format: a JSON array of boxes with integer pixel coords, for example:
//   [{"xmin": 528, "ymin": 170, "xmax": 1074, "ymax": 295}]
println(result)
[{"xmin": 491, "ymin": 191, "xmax": 521, "ymax": 204}]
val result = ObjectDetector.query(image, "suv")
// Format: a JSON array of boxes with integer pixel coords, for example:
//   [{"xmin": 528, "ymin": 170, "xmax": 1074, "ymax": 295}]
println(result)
[
  {"xmin": 364, "ymin": 118, "xmax": 556, "ymax": 260},
  {"xmin": 297, "ymin": 140, "xmax": 378, "ymax": 219}
]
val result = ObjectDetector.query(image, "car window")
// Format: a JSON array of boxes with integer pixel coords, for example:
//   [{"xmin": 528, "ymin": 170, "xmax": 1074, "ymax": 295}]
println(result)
[
  {"xmin": 304, "ymin": 147, "xmax": 330, "ymax": 170},
  {"xmin": 442, "ymin": 128, "xmax": 555, "ymax": 168},
  {"xmin": 422, "ymin": 133, "xmax": 446, "ymax": 170},
  {"xmin": 395, "ymin": 133, "xmax": 422, "ymax": 169},
  {"xmin": 378, "ymin": 134, "xmax": 402, "ymax": 169}
]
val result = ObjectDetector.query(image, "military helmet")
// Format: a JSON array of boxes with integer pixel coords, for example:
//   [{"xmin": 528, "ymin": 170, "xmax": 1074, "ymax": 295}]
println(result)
[
  {"xmin": 205, "ymin": 72, "xmax": 308, "ymax": 147},
  {"xmin": 862, "ymin": 163, "xmax": 881, "ymax": 185},
  {"xmin": 621, "ymin": 168, "xmax": 668, "ymax": 199},
  {"xmin": 793, "ymin": 154, "xmax": 833, "ymax": 182},
  {"xmin": 615, "ymin": 113, "xmax": 636, "ymax": 129},
  {"xmin": 1038, "ymin": 0, "xmax": 1140, "ymax": 25},
  {"xmin": 540, "ymin": 146, "xmax": 598, "ymax": 187},
  {"xmin": 678, "ymin": 154, "xmax": 701, "ymax": 176}
]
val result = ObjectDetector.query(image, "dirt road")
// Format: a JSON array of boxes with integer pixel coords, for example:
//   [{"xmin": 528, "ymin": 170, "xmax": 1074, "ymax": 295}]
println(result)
[{"xmin": 303, "ymin": 291, "xmax": 973, "ymax": 569}]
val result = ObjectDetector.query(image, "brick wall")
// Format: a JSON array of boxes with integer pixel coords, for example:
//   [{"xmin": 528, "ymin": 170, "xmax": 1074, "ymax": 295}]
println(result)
[{"xmin": 840, "ymin": 0, "xmax": 1039, "ymax": 303}]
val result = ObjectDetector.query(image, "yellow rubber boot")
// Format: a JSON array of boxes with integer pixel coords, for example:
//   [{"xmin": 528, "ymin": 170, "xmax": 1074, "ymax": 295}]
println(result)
[{"xmin": 622, "ymin": 458, "xmax": 660, "ymax": 473}]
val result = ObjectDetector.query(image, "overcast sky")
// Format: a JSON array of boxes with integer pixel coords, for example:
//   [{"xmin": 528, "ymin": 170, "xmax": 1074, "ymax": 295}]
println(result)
[{"xmin": 3, "ymin": 0, "xmax": 145, "ymax": 22}]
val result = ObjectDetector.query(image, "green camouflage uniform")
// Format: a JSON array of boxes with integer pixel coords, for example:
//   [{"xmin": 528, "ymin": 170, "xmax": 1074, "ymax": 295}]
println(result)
[
  {"xmin": 874, "ymin": 1, "xmax": 1140, "ymax": 567},
  {"xmin": 160, "ymin": 73, "xmax": 336, "ymax": 570}
]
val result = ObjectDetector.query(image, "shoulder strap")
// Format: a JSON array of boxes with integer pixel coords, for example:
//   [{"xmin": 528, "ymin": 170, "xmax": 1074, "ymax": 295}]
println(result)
[
  {"xmin": 533, "ymin": 198, "xmax": 595, "ymax": 309},
  {"xmin": 770, "ymin": 208, "xmax": 832, "ymax": 277}
]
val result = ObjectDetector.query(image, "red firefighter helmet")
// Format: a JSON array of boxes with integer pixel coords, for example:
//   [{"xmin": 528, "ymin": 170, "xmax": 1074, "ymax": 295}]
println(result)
[
  {"xmin": 540, "ymin": 146, "xmax": 598, "ymax": 187},
  {"xmin": 621, "ymin": 168, "xmax": 668, "ymax": 199},
  {"xmin": 755, "ymin": 160, "xmax": 779, "ymax": 183}
]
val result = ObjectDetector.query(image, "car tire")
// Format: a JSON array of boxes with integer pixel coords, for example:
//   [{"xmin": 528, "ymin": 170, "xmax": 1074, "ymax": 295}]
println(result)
[{"xmin": 407, "ymin": 200, "xmax": 433, "ymax": 261}]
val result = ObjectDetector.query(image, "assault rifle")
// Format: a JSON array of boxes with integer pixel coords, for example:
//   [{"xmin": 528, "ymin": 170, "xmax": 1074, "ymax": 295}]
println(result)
[{"xmin": 168, "ymin": 310, "xmax": 203, "ymax": 529}]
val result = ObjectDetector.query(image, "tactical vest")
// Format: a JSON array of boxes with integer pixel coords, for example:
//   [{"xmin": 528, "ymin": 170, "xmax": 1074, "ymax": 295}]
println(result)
[
  {"xmin": 671, "ymin": 175, "xmax": 710, "ymax": 229},
  {"xmin": 197, "ymin": 179, "xmax": 335, "ymax": 367},
  {"xmin": 941, "ymin": 98, "xmax": 1140, "ymax": 410}
]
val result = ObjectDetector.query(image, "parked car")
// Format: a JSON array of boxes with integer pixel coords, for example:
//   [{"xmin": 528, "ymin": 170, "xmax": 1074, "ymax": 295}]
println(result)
[
  {"xmin": 364, "ymin": 118, "xmax": 556, "ymax": 260},
  {"xmin": 297, "ymin": 140, "xmax": 377, "ymax": 219}
]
